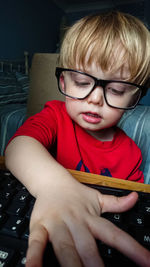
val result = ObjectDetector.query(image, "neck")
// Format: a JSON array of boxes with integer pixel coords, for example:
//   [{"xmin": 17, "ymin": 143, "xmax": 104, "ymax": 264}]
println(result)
[{"xmin": 86, "ymin": 127, "xmax": 116, "ymax": 141}]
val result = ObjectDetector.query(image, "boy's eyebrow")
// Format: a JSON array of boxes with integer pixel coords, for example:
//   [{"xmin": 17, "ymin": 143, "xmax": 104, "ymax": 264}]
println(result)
[
  {"xmin": 108, "ymin": 74, "xmax": 130, "ymax": 81},
  {"xmin": 76, "ymin": 69, "xmax": 131, "ymax": 82},
  {"xmin": 77, "ymin": 59, "xmax": 131, "ymax": 81}
]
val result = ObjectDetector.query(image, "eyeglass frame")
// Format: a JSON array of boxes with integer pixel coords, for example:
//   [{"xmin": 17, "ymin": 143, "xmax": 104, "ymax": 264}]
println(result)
[{"xmin": 55, "ymin": 67, "xmax": 147, "ymax": 110}]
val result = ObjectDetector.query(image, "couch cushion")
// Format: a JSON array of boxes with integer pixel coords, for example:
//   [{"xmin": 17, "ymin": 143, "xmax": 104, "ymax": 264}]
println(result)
[
  {"xmin": 118, "ymin": 105, "xmax": 150, "ymax": 184},
  {"xmin": 27, "ymin": 53, "xmax": 64, "ymax": 117}
]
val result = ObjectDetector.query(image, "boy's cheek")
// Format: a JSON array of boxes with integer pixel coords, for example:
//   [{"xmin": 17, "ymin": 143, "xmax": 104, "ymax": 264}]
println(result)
[{"xmin": 65, "ymin": 99, "xmax": 78, "ymax": 117}]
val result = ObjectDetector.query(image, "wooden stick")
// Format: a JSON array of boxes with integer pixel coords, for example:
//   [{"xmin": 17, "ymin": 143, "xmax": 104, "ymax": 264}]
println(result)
[{"xmin": 69, "ymin": 169, "xmax": 150, "ymax": 193}]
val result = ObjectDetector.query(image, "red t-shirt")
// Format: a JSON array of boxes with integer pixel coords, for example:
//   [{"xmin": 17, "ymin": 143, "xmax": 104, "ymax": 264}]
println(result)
[{"xmin": 11, "ymin": 100, "xmax": 144, "ymax": 183}]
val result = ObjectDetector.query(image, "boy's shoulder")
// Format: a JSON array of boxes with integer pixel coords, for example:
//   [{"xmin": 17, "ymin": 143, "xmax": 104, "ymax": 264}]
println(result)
[
  {"xmin": 43, "ymin": 100, "xmax": 70, "ymax": 120},
  {"xmin": 44, "ymin": 100, "xmax": 66, "ymax": 114},
  {"xmin": 118, "ymin": 127, "xmax": 141, "ymax": 153},
  {"xmin": 45, "ymin": 100, "xmax": 65, "ymax": 109}
]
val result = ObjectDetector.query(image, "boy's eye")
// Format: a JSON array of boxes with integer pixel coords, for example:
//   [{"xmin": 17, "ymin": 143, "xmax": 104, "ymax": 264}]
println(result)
[
  {"xmin": 74, "ymin": 80, "xmax": 91, "ymax": 87},
  {"xmin": 70, "ymin": 72, "xmax": 93, "ymax": 88},
  {"xmin": 107, "ymin": 87, "xmax": 125, "ymax": 95},
  {"xmin": 106, "ymin": 82, "xmax": 127, "ymax": 96}
]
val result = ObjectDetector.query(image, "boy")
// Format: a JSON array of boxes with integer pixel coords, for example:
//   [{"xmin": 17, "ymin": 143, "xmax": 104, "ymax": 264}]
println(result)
[{"xmin": 5, "ymin": 11, "xmax": 150, "ymax": 267}]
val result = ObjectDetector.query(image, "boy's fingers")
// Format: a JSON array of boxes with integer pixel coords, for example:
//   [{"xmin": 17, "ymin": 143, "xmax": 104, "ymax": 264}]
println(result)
[
  {"xmin": 26, "ymin": 224, "xmax": 48, "ymax": 267},
  {"xmin": 27, "ymin": 221, "xmax": 82, "ymax": 267},
  {"xmin": 50, "ymin": 221, "xmax": 83, "ymax": 267},
  {"xmin": 66, "ymin": 221, "xmax": 104, "ymax": 267},
  {"xmin": 99, "ymin": 191, "xmax": 138, "ymax": 213},
  {"xmin": 26, "ymin": 221, "xmax": 81, "ymax": 267},
  {"xmin": 89, "ymin": 216, "xmax": 150, "ymax": 267}
]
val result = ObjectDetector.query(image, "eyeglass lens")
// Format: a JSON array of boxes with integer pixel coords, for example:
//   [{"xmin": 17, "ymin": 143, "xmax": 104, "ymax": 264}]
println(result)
[{"xmin": 58, "ymin": 70, "xmax": 141, "ymax": 109}]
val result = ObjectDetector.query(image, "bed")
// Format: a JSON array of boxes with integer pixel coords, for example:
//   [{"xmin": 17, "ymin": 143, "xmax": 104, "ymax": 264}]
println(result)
[{"xmin": 0, "ymin": 52, "xmax": 29, "ymax": 155}]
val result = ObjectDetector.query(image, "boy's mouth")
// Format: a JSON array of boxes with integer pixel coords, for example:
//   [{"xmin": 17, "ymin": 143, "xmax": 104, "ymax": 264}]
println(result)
[
  {"xmin": 85, "ymin": 112, "xmax": 100, "ymax": 118},
  {"xmin": 82, "ymin": 112, "xmax": 102, "ymax": 124}
]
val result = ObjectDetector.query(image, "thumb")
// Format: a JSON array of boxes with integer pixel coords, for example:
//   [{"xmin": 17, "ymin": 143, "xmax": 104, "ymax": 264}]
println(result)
[{"xmin": 99, "ymin": 191, "xmax": 138, "ymax": 213}]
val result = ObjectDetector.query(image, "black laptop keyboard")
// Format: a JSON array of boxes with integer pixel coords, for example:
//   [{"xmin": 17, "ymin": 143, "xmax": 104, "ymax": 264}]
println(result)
[{"xmin": 0, "ymin": 169, "xmax": 150, "ymax": 267}]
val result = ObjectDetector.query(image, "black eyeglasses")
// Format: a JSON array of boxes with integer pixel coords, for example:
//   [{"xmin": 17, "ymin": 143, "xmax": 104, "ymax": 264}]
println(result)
[{"xmin": 55, "ymin": 67, "xmax": 146, "ymax": 110}]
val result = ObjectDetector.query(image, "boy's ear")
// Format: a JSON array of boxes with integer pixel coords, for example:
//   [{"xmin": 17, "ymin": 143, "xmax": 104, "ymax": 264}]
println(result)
[{"xmin": 60, "ymin": 74, "xmax": 65, "ymax": 90}]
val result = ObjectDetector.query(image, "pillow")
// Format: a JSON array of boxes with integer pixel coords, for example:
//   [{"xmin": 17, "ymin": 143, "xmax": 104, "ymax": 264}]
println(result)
[
  {"xmin": 15, "ymin": 72, "xmax": 29, "ymax": 92},
  {"xmin": 118, "ymin": 105, "xmax": 150, "ymax": 184},
  {"xmin": 0, "ymin": 72, "xmax": 19, "ymax": 94},
  {"xmin": 0, "ymin": 92, "xmax": 28, "ymax": 105},
  {"xmin": 0, "ymin": 72, "xmax": 29, "ymax": 105}
]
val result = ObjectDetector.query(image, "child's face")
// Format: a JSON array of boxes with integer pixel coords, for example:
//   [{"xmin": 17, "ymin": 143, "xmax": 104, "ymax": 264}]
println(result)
[{"xmin": 65, "ymin": 62, "xmax": 129, "ymax": 139}]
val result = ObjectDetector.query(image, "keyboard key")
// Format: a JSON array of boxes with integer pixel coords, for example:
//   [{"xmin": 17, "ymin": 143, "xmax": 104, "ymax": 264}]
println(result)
[
  {"xmin": 0, "ymin": 213, "xmax": 8, "ymax": 227},
  {"xmin": 22, "ymin": 227, "xmax": 29, "ymax": 240},
  {"xmin": 135, "ymin": 228, "xmax": 150, "ymax": 248},
  {"xmin": 16, "ymin": 253, "xmax": 26, "ymax": 266},
  {"xmin": 15, "ymin": 191, "xmax": 30, "ymax": 204},
  {"xmin": 139, "ymin": 202, "xmax": 150, "ymax": 215},
  {"xmin": 7, "ymin": 202, "xmax": 27, "ymax": 217},
  {"xmin": 0, "ymin": 247, "xmax": 18, "ymax": 266},
  {"xmin": 25, "ymin": 203, "xmax": 34, "ymax": 219},
  {"xmin": 2, "ymin": 189, "xmax": 16, "ymax": 200},
  {"xmin": 144, "ymin": 214, "xmax": 150, "ymax": 227},
  {"xmin": 0, "ymin": 198, "xmax": 10, "ymax": 212},
  {"xmin": 129, "ymin": 212, "xmax": 145, "ymax": 227},
  {"xmin": 0, "ymin": 216, "xmax": 26, "ymax": 238},
  {"xmin": 3, "ymin": 177, "xmax": 17, "ymax": 191},
  {"xmin": 102, "ymin": 212, "xmax": 122, "ymax": 225}
]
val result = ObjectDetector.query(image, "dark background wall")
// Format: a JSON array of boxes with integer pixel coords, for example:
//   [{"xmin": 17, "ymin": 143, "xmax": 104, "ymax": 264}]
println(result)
[
  {"xmin": 0, "ymin": 0, "xmax": 149, "ymax": 60},
  {"xmin": 0, "ymin": 0, "xmax": 63, "ymax": 61},
  {"xmin": 1, "ymin": 0, "xmax": 150, "ymax": 60}
]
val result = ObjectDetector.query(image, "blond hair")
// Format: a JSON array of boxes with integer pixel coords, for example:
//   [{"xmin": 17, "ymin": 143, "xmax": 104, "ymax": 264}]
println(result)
[{"xmin": 59, "ymin": 11, "xmax": 150, "ymax": 88}]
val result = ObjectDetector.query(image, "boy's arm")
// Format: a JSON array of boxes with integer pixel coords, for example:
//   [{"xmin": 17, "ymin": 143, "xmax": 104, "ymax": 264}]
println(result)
[
  {"xmin": 5, "ymin": 136, "xmax": 150, "ymax": 267},
  {"xmin": 5, "ymin": 135, "xmax": 74, "ymax": 198}
]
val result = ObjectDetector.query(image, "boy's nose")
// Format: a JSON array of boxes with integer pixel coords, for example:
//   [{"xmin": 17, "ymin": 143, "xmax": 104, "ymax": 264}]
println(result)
[{"xmin": 87, "ymin": 87, "xmax": 104, "ymax": 105}]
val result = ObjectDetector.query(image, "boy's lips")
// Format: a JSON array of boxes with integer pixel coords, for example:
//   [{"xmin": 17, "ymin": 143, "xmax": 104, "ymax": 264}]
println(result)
[{"xmin": 82, "ymin": 112, "xmax": 102, "ymax": 124}]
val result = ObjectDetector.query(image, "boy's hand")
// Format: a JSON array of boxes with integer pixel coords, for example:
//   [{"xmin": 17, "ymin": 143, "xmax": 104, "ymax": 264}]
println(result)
[{"xmin": 26, "ymin": 183, "xmax": 150, "ymax": 267}]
